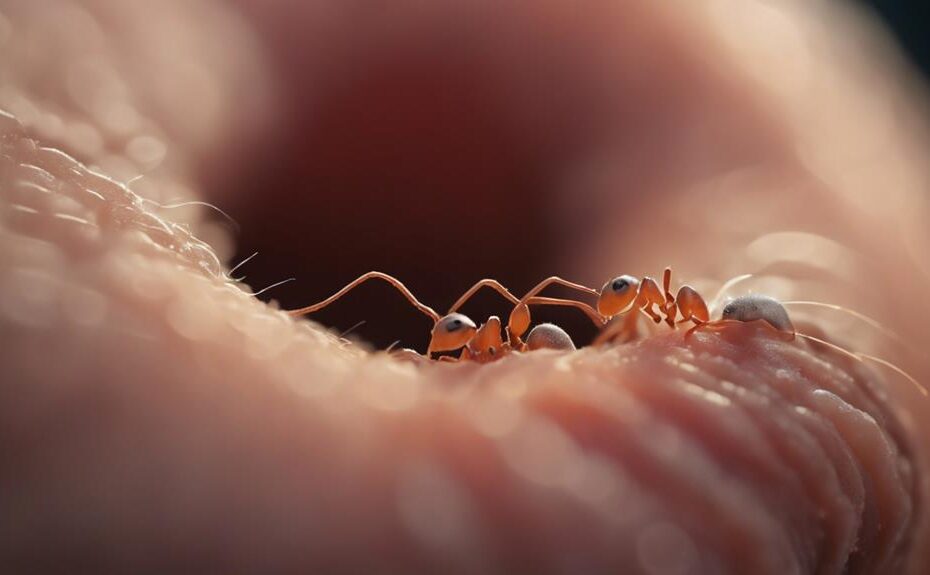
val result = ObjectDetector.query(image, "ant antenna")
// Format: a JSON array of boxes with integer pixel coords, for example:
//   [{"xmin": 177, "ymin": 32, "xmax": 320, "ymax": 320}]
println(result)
[
  {"xmin": 795, "ymin": 332, "xmax": 927, "ymax": 397},
  {"xmin": 289, "ymin": 272, "xmax": 441, "ymax": 323},
  {"xmin": 448, "ymin": 279, "xmax": 520, "ymax": 313},
  {"xmin": 450, "ymin": 276, "xmax": 599, "ymax": 314},
  {"xmin": 518, "ymin": 277, "xmax": 599, "ymax": 304},
  {"xmin": 524, "ymin": 296, "xmax": 605, "ymax": 327},
  {"xmin": 781, "ymin": 301, "xmax": 912, "ymax": 350},
  {"xmin": 709, "ymin": 274, "xmax": 753, "ymax": 312}
]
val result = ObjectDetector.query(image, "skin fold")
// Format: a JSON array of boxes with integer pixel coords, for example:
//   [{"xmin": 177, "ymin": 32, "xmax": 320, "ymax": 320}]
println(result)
[{"xmin": 1, "ymin": 0, "xmax": 929, "ymax": 573}]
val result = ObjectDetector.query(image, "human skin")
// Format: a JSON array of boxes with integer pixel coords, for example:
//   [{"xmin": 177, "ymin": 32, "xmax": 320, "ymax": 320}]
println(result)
[{"xmin": 1, "ymin": 0, "xmax": 929, "ymax": 573}]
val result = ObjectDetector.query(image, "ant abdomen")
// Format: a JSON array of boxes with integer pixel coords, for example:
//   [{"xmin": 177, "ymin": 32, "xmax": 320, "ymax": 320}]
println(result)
[{"xmin": 525, "ymin": 323, "xmax": 576, "ymax": 351}]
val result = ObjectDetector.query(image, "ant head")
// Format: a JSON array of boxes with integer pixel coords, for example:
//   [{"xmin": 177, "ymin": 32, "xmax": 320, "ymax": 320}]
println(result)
[
  {"xmin": 597, "ymin": 275, "xmax": 639, "ymax": 316},
  {"xmin": 525, "ymin": 323, "xmax": 576, "ymax": 351},
  {"xmin": 721, "ymin": 294, "xmax": 794, "ymax": 333},
  {"xmin": 428, "ymin": 313, "xmax": 478, "ymax": 354}
]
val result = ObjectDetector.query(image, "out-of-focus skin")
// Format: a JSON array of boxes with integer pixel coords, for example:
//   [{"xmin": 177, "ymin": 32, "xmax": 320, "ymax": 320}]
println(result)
[{"xmin": 1, "ymin": 0, "xmax": 929, "ymax": 573}]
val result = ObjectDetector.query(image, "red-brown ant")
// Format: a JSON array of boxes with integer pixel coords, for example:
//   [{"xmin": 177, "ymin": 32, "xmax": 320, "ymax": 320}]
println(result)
[
  {"xmin": 592, "ymin": 267, "xmax": 709, "ymax": 344},
  {"xmin": 288, "ymin": 272, "xmax": 603, "ymax": 362}
]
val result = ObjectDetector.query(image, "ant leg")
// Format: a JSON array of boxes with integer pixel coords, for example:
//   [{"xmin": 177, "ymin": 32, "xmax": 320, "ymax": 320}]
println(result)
[
  {"xmin": 501, "ymin": 277, "xmax": 595, "ymax": 338},
  {"xmin": 664, "ymin": 268, "xmax": 677, "ymax": 327},
  {"xmin": 685, "ymin": 319, "xmax": 722, "ymax": 339},
  {"xmin": 469, "ymin": 317, "xmax": 506, "ymax": 363},
  {"xmin": 507, "ymin": 296, "xmax": 605, "ymax": 348},
  {"xmin": 664, "ymin": 301, "xmax": 678, "ymax": 328},
  {"xmin": 662, "ymin": 268, "xmax": 675, "ymax": 302},
  {"xmin": 684, "ymin": 320, "xmax": 709, "ymax": 338},
  {"xmin": 447, "ymin": 279, "xmax": 520, "ymax": 313},
  {"xmin": 638, "ymin": 277, "xmax": 665, "ymax": 323},
  {"xmin": 641, "ymin": 303, "xmax": 663, "ymax": 324},
  {"xmin": 505, "ymin": 296, "xmax": 602, "ymax": 350},
  {"xmin": 289, "ymin": 271, "xmax": 441, "ymax": 322},
  {"xmin": 520, "ymin": 276, "xmax": 599, "ymax": 301},
  {"xmin": 390, "ymin": 348, "xmax": 430, "ymax": 364},
  {"xmin": 593, "ymin": 309, "xmax": 641, "ymax": 345},
  {"xmin": 506, "ymin": 277, "xmax": 599, "ymax": 340},
  {"xmin": 640, "ymin": 301, "xmax": 662, "ymax": 323},
  {"xmin": 684, "ymin": 318, "xmax": 755, "ymax": 339},
  {"xmin": 660, "ymin": 267, "xmax": 680, "ymax": 327},
  {"xmin": 505, "ymin": 326, "xmax": 527, "ymax": 352},
  {"xmin": 523, "ymin": 296, "xmax": 605, "ymax": 328}
]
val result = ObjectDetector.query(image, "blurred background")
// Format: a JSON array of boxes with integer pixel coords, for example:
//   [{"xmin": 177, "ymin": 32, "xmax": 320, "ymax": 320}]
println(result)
[
  {"xmin": 221, "ymin": 0, "xmax": 930, "ymax": 352},
  {"xmin": 0, "ymin": 0, "xmax": 928, "ymax": 358},
  {"xmin": 857, "ymin": 0, "xmax": 929, "ymax": 79}
]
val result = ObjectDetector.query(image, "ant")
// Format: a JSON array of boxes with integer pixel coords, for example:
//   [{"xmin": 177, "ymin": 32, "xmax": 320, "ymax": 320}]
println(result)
[
  {"xmin": 286, "ymin": 269, "xmax": 927, "ymax": 396},
  {"xmin": 591, "ymin": 267, "xmax": 709, "ymax": 344},
  {"xmin": 287, "ymin": 272, "xmax": 604, "ymax": 362},
  {"xmin": 582, "ymin": 267, "xmax": 927, "ymax": 397}
]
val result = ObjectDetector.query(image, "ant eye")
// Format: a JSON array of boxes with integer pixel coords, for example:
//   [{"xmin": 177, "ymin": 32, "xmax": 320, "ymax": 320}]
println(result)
[
  {"xmin": 611, "ymin": 275, "xmax": 635, "ymax": 293},
  {"xmin": 437, "ymin": 313, "xmax": 476, "ymax": 335}
]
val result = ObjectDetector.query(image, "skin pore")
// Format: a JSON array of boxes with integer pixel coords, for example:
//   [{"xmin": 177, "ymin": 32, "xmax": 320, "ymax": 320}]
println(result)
[{"xmin": 1, "ymin": 0, "xmax": 929, "ymax": 573}]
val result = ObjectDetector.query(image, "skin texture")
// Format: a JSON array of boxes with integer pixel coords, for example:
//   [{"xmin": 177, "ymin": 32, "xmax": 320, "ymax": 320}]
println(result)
[{"xmin": 1, "ymin": 0, "xmax": 930, "ymax": 573}]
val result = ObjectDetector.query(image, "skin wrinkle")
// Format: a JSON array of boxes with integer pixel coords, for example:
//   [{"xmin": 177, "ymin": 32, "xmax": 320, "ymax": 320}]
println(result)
[
  {"xmin": 1, "ymin": 121, "xmax": 222, "ymax": 278},
  {"xmin": 778, "ymin": 326, "xmax": 920, "ymax": 563},
  {"xmin": 534, "ymin": 378, "xmax": 802, "ymax": 573},
  {"xmin": 435, "ymin": 365, "xmax": 705, "ymax": 574},
  {"xmin": 624, "ymin": 336, "xmax": 861, "ymax": 572},
  {"xmin": 810, "ymin": 390, "xmax": 913, "ymax": 573},
  {"xmin": 631, "ymin": 366, "xmax": 846, "ymax": 572},
  {"xmin": 672, "ymin": 330, "xmax": 913, "ymax": 572},
  {"xmin": 0, "ymin": 132, "xmax": 918, "ymax": 570},
  {"xmin": 687, "ymin": 328, "xmax": 916, "ymax": 573},
  {"xmin": 1, "ymin": 1, "xmax": 929, "ymax": 574}
]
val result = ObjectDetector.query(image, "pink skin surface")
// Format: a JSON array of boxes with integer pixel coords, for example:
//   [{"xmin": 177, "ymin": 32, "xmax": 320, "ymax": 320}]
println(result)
[{"xmin": 1, "ymin": 0, "xmax": 929, "ymax": 573}]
